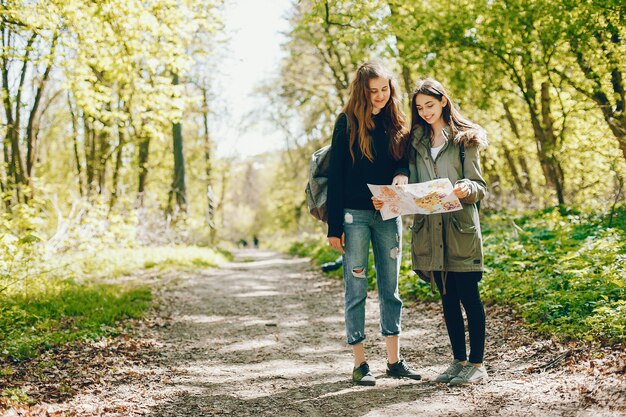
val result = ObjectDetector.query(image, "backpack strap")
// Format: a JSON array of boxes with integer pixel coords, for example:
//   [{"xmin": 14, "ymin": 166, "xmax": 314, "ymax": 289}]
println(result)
[{"xmin": 460, "ymin": 142, "xmax": 465, "ymax": 178}]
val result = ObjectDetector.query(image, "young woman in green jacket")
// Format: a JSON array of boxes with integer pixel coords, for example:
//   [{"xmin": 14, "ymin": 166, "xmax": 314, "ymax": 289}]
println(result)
[{"xmin": 408, "ymin": 78, "xmax": 489, "ymax": 386}]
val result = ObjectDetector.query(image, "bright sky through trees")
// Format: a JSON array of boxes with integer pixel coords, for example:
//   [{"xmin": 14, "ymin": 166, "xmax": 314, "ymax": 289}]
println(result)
[{"xmin": 214, "ymin": 0, "xmax": 291, "ymax": 158}]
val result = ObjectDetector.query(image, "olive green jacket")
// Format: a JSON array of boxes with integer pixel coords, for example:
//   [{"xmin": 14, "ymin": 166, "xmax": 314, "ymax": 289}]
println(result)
[{"xmin": 408, "ymin": 125, "xmax": 488, "ymax": 277}]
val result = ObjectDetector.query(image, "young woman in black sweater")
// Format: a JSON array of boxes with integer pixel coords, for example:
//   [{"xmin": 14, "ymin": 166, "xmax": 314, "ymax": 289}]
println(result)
[{"xmin": 327, "ymin": 61, "xmax": 421, "ymax": 386}]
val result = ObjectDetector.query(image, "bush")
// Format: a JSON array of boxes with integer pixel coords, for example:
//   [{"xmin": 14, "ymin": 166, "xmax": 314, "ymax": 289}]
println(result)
[
  {"xmin": 0, "ymin": 195, "xmax": 230, "ymax": 362},
  {"xmin": 480, "ymin": 205, "xmax": 625, "ymax": 343}
]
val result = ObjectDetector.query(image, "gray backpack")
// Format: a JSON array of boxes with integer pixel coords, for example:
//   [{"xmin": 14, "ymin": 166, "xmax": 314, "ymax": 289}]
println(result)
[
  {"xmin": 305, "ymin": 145, "xmax": 331, "ymax": 222},
  {"xmin": 305, "ymin": 115, "xmax": 350, "ymax": 223}
]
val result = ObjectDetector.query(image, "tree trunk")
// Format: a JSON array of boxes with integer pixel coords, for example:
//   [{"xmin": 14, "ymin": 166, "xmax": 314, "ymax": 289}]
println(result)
[
  {"xmin": 84, "ymin": 114, "xmax": 96, "ymax": 197},
  {"xmin": 217, "ymin": 164, "xmax": 229, "ymax": 232},
  {"xmin": 567, "ymin": 25, "xmax": 626, "ymax": 161},
  {"xmin": 68, "ymin": 93, "xmax": 85, "ymax": 196},
  {"xmin": 1, "ymin": 54, "xmax": 14, "ymax": 204},
  {"xmin": 109, "ymin": 130, "xmax": 124, "ymax": 211},
  {"xmin": 319, "ymin": 1, "xmax": 351, "ymax": 103},
  {"xmin": 503, "ymin": 101, "xmax": 534, "ymax": 194},
  {"xmin": 517, "ymin": 155, "xmax": 534, "ymax": 195},
  {"xmin": 539, "ymin": 81, "xmax": 565, "ymax": 204},
  {"xmin": 25, "ymin": 33, "xmax": 58, "ymax": 195},
  {"xmin": 201, "ymin": 87, "xmax": 216, "ymax": 242},
  {"xmin": 11, "ymin": 33, "xmax": 35, "ymax": 199},
  {"xmin": 168, "ymin": 73, "xmax": 187, "ymax": 215},
  {"xmin": 137, "ymin": 134, "xmax": 151, "ymax": 206},
  {"xmin": 387, "ymin": 1, "xmax": 414, "ymax": 100},
  {"xmin": 1, "ymin": 30, "xmax": 34, "ymax": 204},
  {"xmin": 523, "ymin": 76, "xmax": 565, "ymax": 205},
  {"xmin": 97, "ymin": 128, "xmax": 109, "ymax": 195},
  {"xmin": 500, "ymin": 143, "xmax": 525, "ymax": 194}
]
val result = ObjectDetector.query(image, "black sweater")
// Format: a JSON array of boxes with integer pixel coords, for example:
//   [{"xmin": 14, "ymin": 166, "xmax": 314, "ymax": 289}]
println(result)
[{"xmin": 326, "ymin": 112, "xmax": 409, "ymax": 238}]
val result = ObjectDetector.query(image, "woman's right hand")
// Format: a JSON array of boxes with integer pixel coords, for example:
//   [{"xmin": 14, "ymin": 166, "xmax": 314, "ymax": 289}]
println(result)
[
  {"xmin": 453, "ymin": 182, "xmax": 470, "ymax": 199},
  {"xmin": 328, "ymin": 234, "xmax": 345, "ymax": 253},
  {"xmin": 372, "ymin": 196, "xmax": 384, "ymax": 211}
]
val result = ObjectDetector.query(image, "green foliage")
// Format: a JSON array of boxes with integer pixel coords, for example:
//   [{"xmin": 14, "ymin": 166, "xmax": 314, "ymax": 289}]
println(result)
[
  {"xmin": 398, "ymin": 255, "xmax": 439, "ymax": 302},
  {"xmin": 287, "ymin": 237, "xmax": 378, "ymax": 288},
  {"xmin": 72, "ymin": 245, "xmax": 227, "ymax": 279},
  {"xmin": 0, "ymin": 239, "xmax": 228, "ymax": 362},
  {"xmin": 288, "ymin": 236, "xmax": 339, "ymax": 264},
  {"xmin": 295, "ymin": 205, "xmax": 626, "ymax": 344},
  {"xmin": 0, "ymin": 387, "xmax": 35, "ymax": 406},
  {"xmin": 480, "ymin": 205, "xmax": 626, "ymax": 343},
  {"xmin": 585, "ymin": 300, "xmax": 626, "ymax": 342},
  {"xmin": 0, "ymin": 196, "xmax": 230, "ymax": 362},
  {"xmin": 0, "ymin": 200, "xmax": 52, "ymax": 294},
  {"xmin": 0, "ymin": 281, "xmax": 151, "ymax": 361},
  {"xmin": 270, "ymin": 0, "xmax": 626, "ymax": 221},
  {"xmin": 288, "ymin": 237, "xmax": 343, "ymax": 280}
]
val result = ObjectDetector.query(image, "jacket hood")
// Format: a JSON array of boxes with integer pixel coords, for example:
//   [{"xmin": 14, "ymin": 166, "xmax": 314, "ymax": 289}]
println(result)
[{"xmin": 453, "ymin": 126, "xmax": 488, "ymax": 148}]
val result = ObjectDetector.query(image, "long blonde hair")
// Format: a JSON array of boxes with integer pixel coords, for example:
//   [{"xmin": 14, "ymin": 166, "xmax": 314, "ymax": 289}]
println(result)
[{"xmin": 343, "ymin": 61, "xmax": 408, "ymax": 163}]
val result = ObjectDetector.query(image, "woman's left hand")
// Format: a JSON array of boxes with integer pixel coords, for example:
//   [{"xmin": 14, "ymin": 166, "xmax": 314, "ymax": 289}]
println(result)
[
  {"xmin": 372, "ymin": 196, "xmax": 384, "ymax": 210},
  {"xmin": 453, "ymin": 182, "xmax": 470, "ymax": 198},
  {"xmin": 392, "ymin": 174, "xmax": 408, "ymax": 186}
]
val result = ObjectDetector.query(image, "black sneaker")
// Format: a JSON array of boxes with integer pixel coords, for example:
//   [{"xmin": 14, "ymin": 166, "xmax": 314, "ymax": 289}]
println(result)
[
  {"xmin": 352, "ymin": 361, "xmax": 376, "ymax": 386},
  {"xmin": 386, "ymin": 359, "xmax": 421, "ymax": 380}
]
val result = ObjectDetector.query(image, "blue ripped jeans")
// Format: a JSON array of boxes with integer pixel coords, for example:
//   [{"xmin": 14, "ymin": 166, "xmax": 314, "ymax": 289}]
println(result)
[{"xmin": 342, "ymin": 209, "xmax": 403, "ymax": 345}]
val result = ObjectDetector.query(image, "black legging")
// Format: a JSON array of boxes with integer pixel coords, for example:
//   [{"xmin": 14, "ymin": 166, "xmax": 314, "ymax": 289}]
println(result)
[{"xmin": 434, "ymin": 271, "xmax": 485, "ymax": 364}]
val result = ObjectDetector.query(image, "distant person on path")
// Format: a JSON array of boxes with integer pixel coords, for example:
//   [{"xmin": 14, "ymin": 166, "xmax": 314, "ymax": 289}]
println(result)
[
  {"xmin": 405, "ymin": 78, "xmax": 488, "ymax": 386},
  {"xmin": 327, "ymin": 60, "xmax": 421, "ymax": 386},
  {"xmin": 253, "ymin": 235, "xmax": 259, "ymax": 248}
]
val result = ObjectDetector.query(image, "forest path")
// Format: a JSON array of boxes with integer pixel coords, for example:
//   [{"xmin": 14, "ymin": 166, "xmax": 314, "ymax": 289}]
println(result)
[{"xmin": 54, "ymin": 249, "xmax": 624, "ymax": 416}]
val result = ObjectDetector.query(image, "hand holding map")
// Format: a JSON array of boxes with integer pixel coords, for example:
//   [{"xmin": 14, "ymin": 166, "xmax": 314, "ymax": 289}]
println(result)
[{"xmin": 368, "ymin": 178, "xmax": 463, "ymax": 220}]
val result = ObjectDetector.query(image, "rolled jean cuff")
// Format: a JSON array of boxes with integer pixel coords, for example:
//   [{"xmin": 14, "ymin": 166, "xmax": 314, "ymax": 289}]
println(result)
[
  {"xmin": 347, "ymin": 334, "xmax": 366, "ymax": 345},
  {"xmin": 382, "ymin": 331, "xmax": 400, "ymax": 337}
]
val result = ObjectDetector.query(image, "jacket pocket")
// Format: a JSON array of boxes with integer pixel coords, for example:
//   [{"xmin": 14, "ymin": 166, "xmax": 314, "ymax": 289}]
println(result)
[
  {"xmin": 410, "ymin": 215, "xmax": 430, "ymax": 257},
  {"xmin": 447, "ymin": 213, "xmax": 478, "ymax": 260}
]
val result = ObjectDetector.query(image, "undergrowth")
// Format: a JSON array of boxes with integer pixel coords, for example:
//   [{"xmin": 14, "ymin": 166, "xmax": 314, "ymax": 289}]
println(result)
[
  {"xmin": 291, "ymin": 204, "xmax": 626, "ymax": 344},
  {"xmin": 0, "ymin": 198, "xmax": 229, "ymax": 362}
]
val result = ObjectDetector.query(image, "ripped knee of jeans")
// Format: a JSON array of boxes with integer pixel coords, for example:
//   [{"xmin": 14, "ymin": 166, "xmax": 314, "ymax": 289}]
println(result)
[
  {"xmin": 352, "ymin": 267, "xmax": 366, "ymax": 278},
  {"xmin": 390, "ymin": 247, "xmax": 400, "ymax": 259}
]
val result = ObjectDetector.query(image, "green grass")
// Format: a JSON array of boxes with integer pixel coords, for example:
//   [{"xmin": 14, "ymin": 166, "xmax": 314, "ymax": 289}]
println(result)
[
  {"xmin": 0, "ymin": 281, "xmax": 151, "ymax": 361},
  {"xmin": 72, "ymin": 245, "xmax": 228, "ymax": 280},
  {"xmin": 293, "ymin": 204, "xmax": 626, "ymax": 343},
  {"xmin": 289, "ymin": 237, "xmax": 374, "ymax": 283},
  {"xmin": 478, "ymin": 205, "xmax": 626, "ymax": 342},
  {"xmin": 0, "ymin": 245, "xmax": 229, "ymax": 362}
]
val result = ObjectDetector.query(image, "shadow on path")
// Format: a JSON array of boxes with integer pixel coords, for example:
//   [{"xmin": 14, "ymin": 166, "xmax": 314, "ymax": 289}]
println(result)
[{"xmin": 54, "ymin": 249, "xmax": 623, "ymax": 417}]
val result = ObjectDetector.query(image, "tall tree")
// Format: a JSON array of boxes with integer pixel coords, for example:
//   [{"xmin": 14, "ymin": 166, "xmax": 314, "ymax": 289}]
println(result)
[
  {"xmin": 198, "ymin": 82, "xmax": 216, "ymax": 239},
  {"xmin": 420, "ymin": 0, "xmax": 569, "ymax": 204},
  {"xmin": 554, "ymin": 1, "xmax": 626, "ymax": 161},
  {"xmin": 167, "ymin": 73, "xmax": 187, "ymax": 215},
  {"xmin": 0, "ymin": 1, "xmax": 60, "ymax": 204}
]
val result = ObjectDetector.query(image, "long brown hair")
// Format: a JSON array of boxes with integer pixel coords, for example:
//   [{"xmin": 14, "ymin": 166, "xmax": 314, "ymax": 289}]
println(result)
[
  {"xmin": 409, "ymin": 78, "xmax": 481, "ymax": 144},
  {"xmin": 343, "ymin": 61, "xmax": 408, "ymax": 163}
]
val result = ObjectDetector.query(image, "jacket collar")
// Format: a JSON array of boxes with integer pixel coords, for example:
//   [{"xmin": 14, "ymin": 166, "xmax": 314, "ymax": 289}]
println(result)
[{"xmin": 411, "ymin": 125, "xmax": 453, "ymax": 156}]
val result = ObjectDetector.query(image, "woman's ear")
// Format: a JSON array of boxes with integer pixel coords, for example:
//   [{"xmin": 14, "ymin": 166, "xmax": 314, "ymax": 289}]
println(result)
[{"xmin": 441, "ymin": 96, "xmax": 448, "ymax": 108}]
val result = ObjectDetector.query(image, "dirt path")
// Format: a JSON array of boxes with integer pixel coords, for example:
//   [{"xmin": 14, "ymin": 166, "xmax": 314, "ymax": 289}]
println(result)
[{"xmin": 19, "ymin": 249, "xmax": 625, "ymax": 416}]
